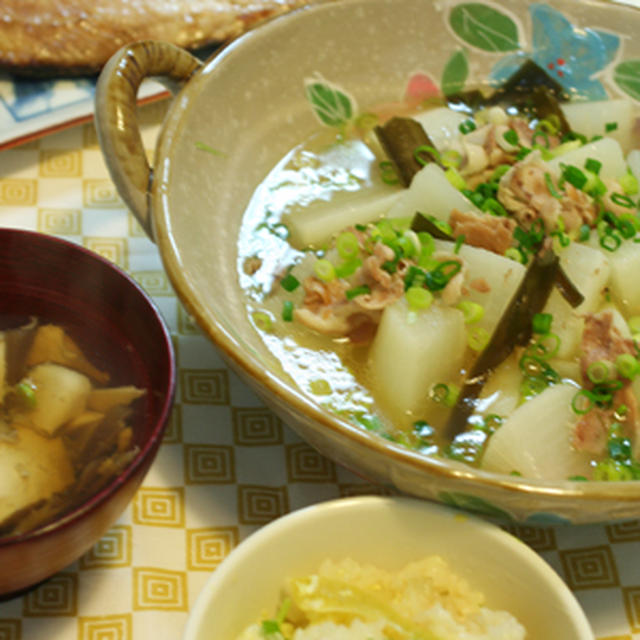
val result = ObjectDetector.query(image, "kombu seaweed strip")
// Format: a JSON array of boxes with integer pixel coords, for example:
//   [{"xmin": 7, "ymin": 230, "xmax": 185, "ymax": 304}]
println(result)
[
  {"xmin": 446, "ymin": 59, "xmax": 571, "ymax": 135},
  {"xmin": 410, "ymin": 212, "xmax": 458, "ymax": 241},
  {"xmin": 554, "ymin": 265, "xmax": 585, "ymax": 308},
  {"xmin": 487, "ymin": 59, "xmax": 570, "ymax": 104},
  {"xmin": 374, "ymin": 117, "xmax": 439, "ymax": 187},
  {"xmin": 444, "ymin": 249, "xmax": 560, "ymax": 439}
]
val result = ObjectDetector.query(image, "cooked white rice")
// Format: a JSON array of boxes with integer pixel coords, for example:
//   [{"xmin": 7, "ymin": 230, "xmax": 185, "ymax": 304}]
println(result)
[{"xmin": 237, "ymin": 556, "xmax": 526, "ymax": 640}]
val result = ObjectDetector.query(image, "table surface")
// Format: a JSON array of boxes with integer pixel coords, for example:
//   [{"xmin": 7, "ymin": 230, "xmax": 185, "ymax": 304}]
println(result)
[{"xmin": 0, "ymin": 99, "xmax": 640, "ymax": 640}]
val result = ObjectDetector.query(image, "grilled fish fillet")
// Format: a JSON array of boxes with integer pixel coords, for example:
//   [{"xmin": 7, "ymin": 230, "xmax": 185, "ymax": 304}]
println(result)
[{"xmin": 0, "ymin": 0, "xmax": 326, "ymax": 76}]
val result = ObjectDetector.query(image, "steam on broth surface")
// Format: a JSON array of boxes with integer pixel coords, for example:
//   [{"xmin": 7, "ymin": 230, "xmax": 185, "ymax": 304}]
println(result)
[
  {"xmin": 238, "ymin": 62, "xmax": 640, "ymax": 482},
  {"xmin": 0, "ymin": 319, "xmax": 145, "ymax": 537}
]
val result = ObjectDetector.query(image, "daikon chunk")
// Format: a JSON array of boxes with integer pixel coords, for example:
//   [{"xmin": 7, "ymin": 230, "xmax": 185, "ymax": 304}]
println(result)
[
  {"xmin": 605, "ymin": 240, "xmax": 640, "ymax": 316},
  {"xmin": 411, "ymin": 107, "xmax": 467, "ymax": 152},
  {"xmin": 561, "ymin": 99, "xmax": 634, "ymax": 152},
  {"xmin": 547, "ymin": 137, "xmax": 627, "ymax": 179},
  {"xmin": 434, "ymin": 240, "xmax": 525, "ymax": 335},
  {"xmin": 481, "ymin": 383, "xmax": 592, "ymax": 480},
  {"xmin": 387, "ymin": 163, "xmax": 482, "ymax": 221},
  {"xmin": 543, "ymin": 242, "xmax": 610, "ymax": 359},
  {"xmin": 369, "ymin": 299, "xmax": 466, "ymax": 426},
  {"xmin": 17, "ymin": 363, "xmax": 91, "ymax": 436},
  {"xmin": 286, "ymin": 190, "xmax": 401, "ymax": 249},
  {"xmin": 0, "ymin": 428, "xmax": 74, "ymax": 525}
]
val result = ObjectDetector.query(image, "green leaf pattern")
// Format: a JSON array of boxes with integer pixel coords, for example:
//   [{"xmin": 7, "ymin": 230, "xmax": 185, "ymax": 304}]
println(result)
[
  {"xmin": 305, "ymin": 77, "xmax": 355, "ymax": 128},
  {"xmin": 614, "ymin": 60, "xmax": 640, "ymax": 101},
  {"xmin": 449, "ymin": 3, "xmax": 520, "ymax": 53},
  {"xmin": 441, "ymin": 49, "xmax": 469, "ymax": 95}
]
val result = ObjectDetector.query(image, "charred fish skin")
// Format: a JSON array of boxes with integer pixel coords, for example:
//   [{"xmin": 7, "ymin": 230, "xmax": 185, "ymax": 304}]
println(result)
[{"xmin": 0, "ymin": 0, "xmax": 326, "ymax": 77}]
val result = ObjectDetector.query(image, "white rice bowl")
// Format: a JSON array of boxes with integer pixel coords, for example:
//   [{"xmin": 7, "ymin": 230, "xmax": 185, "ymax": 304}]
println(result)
[{"xmin": 182, "ymin": 496, "xmax": 593, "ymax": 640}]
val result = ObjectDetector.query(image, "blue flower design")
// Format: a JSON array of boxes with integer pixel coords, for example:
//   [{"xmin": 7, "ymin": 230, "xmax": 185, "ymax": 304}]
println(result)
[{"xmin": 490, "ymin": 3, "xmax": 619, "ymax": 100}]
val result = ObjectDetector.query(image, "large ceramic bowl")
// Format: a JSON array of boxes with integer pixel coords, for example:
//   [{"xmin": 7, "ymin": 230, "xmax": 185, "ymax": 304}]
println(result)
[
  {"xmin": 182, "ymin": 496, "xmax": 594, "ymax": 640},
  {"xmin": 95, "ymin": 0, "xmax": 640, "ymax": 524},
  {"xmin": 0, "ymin": 229, "xmax": 175, "ymax": 597}
]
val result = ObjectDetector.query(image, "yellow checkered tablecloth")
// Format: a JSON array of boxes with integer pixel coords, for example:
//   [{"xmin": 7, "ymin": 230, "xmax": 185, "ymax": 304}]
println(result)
[{"xmin": 1, "ymin": 101, "xmax": 640, "ymax": 640}]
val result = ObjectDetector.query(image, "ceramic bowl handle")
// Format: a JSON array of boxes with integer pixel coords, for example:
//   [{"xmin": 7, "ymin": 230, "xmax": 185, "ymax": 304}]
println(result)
[{"xmin": 95, "ymin": 40, "xmax": 202, "ymax": 239}]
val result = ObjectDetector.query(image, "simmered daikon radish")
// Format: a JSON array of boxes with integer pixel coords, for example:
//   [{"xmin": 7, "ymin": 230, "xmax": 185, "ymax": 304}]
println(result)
[
  {"xmin": 542, "ymin": 242, "xmax": 610, "ymax": 359},
  {"xmin": 387, "ymin": 163, "xmax": 482, "ymax": 221},
  {"xmin": 369, "ymin": 299, "xmax": 466, "ymax": 426},
  {"xmin": 286, "ymin": 190, "xmax": 401, "ymax": 248},
  {"xmin": 411, "ymin": 107, "xmax": 467, "ymax": 152},
  {"xmin": 434, "ymin": 240, "xmax": 525, "ymax": 335},
  {"xmin": 547, "ymin": 136, "xmax": 627, "ymax": 179},
  {"xmin": 481, "ymin": 383, "xmax": 591, "ymax": 480},
  {"xmin": 0, "ymin": 428, "xmax": 74, "ymax": 525},
  {"xmin": 561, "ymin": 99, "xmax": 634, "ymax": 152},
  {"xmin": 0, "ymin": 319, "xmax": 145, "ymax": 537},
  {"xmin": 15, "ymin": 363, "xmax": 91, "ymax": 436},
  {"xmin": 604, "ymin": 239, "xmax": 640, "ymax": 315}
]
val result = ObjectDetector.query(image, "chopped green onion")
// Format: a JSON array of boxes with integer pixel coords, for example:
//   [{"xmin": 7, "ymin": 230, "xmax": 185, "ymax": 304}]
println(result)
[
  {"xmin": 616, "ymin": 353, "xmax": 638, "ymax": 380},
  {"xmin": 194, "ymin": 141, "xmax": 226, "ymax": 156},
  {"xmin": 593, "ymin": 458, "xmax": 636, "ymax": 481},
  {"xmin": 562, "ymin": 164, "xmax": 588, "ymax": 190},
  {"xmin": 442, "ymin": 149, "xmax": 463, "ymax": 169},
  {"xmin": 504, "ymin": 247, "xmax": 525, "ymax": 263},
  {"xmin": 375, "ymin": 219, "xmax": 397, "ymax": 245},
  {"xmin": 481, "ymin": 197, "xmax": 507, "ymax": 216},
  {"xmin": 282, "ymin": 300, "xmax": 294, "ymax": 322},
  {"xmin": 503, "ymin": 129, "xmax": 519, "ymax": 146},
  {"xmin": 600, "ymin": 231, "xmax": 622, "ymax": 252},
  {"xmin": 15, "ymin": 382, "xmax": 37, "ymax": 409},
  {"xmin": 459, "ymin": 119, "xmax": 476, "ymax": 134},
  {"xmin": 445, "ymin": 167, "xmax": 467, "ymax": 190},
  {"xmin": 620, "ymin": 172, "xmax": 639, "ymax": 196},
  {"xmin": 261, "ymin": 620, "xmax": 281, "ymax": 635},
  {"xmin": 578, "ymin": 224, "xmax": 591, "ymax": 242},
  {"xmin": 456, "ymin": 301, "xmax": 484, "ymax": 324},
  {"xmin": 336, "ymin": 231, "xmax": 360, "ymax": 259},
  {"xmin": 335, "ymin": 258, "xmax": 362, "ymax": 278},
  {"xmin": 467, "ymin": 326, "xmax": 490, "ymax": 351},
  {"xmin": 587, "ymin": 359, "xmax": 616, "ymax": 384},
  {"xmin": 414, "ymin": 145, "xmax": 441, "ymax": 166},
  {"xmin": 280, "ymin": 273, "xmax": 300, "ymax": 292},
  {"xmin": 424, "ymin": 260, "xmax": 462, "ymax": 291},
  {"xmin": 572, "ymin": 389, "xmax": 594, "ymax": 415},
  {"xmin": 605, "ymin": 121, "xmax": 618, "ymax": 132},
  {"xmin": 585, "ymin": 174, "xmax": 607, "ymax": 197},
  {"xmin": 520, "ymin": 375, "xmax": 549, "ymax": 399},
  {"xmin": 314, "ymin": 259, "xmax": 336, "ymax": 282},
  {"xmin": 251, "ymin": 311, "xmax": 273, "ymax": 332},
  {"xmin": 544, "ymin": 172, "xmax": 563, "ymax": 199},
  {"xmin": 379, "ymin": 160, "xmax": 399, "ymax": 185},
  {"xmin": 491, "ymin": 164, "xmax": 511, "ymax": 182},
  {"xmin": 532, "ymin": 312, "xmax": 553, "ymax": 334},
  {"xmin": 584, "ymin": 158, "xmax": 602, "ymax": 175},
  {"xmin": 610, "ymin": 193, "xmax": 636, "ymax": 209},
  {"xmin": 538, "ymin": 117, "xmax": 560, "ymax": 135},
  {"xmin": 431, "ymin": 383, "xmax": 460, "ymax": 408},
  {"xmin": 406, "ymin": 286, "xmax": 433, "ymax": 310},
  {"xmin": 551, "ymin": 139, "xmax": 583, "ymax": 157},
  {"xmin": 454, "ymin": 234, "xmax": 465, "ymax": 254},
  {"xmin": 397, "ymin": 234, "xmax": 417, "ymax": 258},
  {"xmin": 531, "ymin": 130, "xmax": 550, "ymax": 148},
  {"xmin": 345, "ymin": 285, "xmax": 371, "ymax": 300}
]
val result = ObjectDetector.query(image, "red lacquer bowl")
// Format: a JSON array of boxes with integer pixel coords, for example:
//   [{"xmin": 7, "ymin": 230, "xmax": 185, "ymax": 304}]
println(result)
[{"xmin": 0, "ymin": 228, "xmax": 175, "ymax": 598}]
